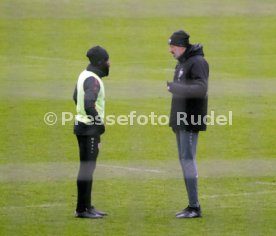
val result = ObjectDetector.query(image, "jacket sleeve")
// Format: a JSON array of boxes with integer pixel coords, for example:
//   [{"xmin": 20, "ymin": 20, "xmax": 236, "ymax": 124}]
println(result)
[
  {"xmin": 169, "ymin": 60, "xmax": 208, "ymax": 98},
  {"xmin": 73, "ymin": 84, "xmax": 77, "ymax": 104},
  {"xmin": 83, "ymin": 77, "xmax": 100, "ymax": 118}
]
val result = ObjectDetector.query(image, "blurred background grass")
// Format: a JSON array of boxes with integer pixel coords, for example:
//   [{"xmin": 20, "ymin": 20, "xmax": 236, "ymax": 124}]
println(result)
[{"xmin": 0, "ymin": 0, "xmax": 275, "ymax": 235}]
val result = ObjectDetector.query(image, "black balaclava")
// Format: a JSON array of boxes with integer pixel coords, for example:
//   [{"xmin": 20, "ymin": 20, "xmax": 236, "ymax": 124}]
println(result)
[{"xmin": 86, "ymin": 46, "xmax": 110, "ymax": 77}]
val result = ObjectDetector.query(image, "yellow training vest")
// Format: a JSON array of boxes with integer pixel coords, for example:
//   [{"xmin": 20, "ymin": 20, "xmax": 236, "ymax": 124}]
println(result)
[{"xmin": 75, "ymin": 70, "xmax": 105, "ymax": 124}]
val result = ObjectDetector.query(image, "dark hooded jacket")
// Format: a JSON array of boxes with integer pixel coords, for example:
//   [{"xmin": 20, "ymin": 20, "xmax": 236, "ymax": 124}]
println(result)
[{"xmin": 169, "ymin": 44, "xmax": 209, "ymax": 131}]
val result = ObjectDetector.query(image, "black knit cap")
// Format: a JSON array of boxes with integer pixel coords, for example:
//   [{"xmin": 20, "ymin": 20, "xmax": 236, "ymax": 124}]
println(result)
[
  {"xmin": 168, "ymin": 30, "xmax": 190, "ymax": 47},
  {"xmin": 86, "ymin": 46, "xmax": 109, "ymax": 66}
]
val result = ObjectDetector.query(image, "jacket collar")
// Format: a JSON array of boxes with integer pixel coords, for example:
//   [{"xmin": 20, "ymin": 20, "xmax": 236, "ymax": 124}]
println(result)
[{"xmin": 178, "ymin": 45, "xmax": 192, "ymax": 63}]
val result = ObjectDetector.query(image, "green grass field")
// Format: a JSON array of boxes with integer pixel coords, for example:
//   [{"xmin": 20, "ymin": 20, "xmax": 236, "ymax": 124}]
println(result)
[{"xmin": 0, "ymin": 0, "xmax": 276, "ymax": 235}]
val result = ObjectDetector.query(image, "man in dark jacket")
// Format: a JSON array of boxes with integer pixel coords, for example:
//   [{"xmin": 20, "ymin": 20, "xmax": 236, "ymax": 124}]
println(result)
[
  {"xmin": 73, "ymin": 46, "xmax": 110, "ymax": 219},
  {"xmin": 167, "ymin": 30, "xmax": 209, "ymax": 218}
]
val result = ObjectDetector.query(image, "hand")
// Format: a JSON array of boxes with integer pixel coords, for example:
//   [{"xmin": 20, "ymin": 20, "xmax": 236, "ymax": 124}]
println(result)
[{"xmin": 167, "ymin": 81, "xmax": 172, "ymax": 91}]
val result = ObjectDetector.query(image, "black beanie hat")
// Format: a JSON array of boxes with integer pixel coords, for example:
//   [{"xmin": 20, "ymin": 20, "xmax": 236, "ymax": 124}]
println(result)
[
  {"xmin": 86, "ymin": 46, "xmax": 109, "ymax": 66},
  {"xmin": 168, "ymin": 30, "xmax": 190, "ymax": 47}
]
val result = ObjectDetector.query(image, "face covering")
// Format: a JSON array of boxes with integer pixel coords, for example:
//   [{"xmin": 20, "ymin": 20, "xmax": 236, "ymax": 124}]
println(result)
[{"xmin": 100, "ymin": 61, "xmax": 110, "ymax": 77}]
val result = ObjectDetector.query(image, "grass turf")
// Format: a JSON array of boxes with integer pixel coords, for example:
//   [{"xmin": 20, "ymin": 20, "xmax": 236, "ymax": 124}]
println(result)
[{"xmin": 0, "ymin": 0, "xmax": 276, "ymax": 235}]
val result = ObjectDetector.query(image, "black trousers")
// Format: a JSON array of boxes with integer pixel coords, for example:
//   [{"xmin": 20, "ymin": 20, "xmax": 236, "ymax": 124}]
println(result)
[{"xmin": 76, "ymin": 135, "xmax": 100, "ymax": 212}]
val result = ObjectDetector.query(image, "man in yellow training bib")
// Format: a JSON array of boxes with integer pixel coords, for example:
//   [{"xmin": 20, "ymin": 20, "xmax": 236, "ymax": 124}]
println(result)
[{"xmin": 73, "ymin": 46, "xmax": 110, "ymax": 219}]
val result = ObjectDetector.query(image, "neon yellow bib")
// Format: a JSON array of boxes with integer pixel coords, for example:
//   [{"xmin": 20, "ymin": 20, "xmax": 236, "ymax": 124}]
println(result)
[{"xmin": 76, "ymin": 70, "xmax": 105, "ymax": 124}]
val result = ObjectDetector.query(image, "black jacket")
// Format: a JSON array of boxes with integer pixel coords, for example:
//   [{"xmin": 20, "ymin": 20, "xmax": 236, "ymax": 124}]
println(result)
[
  {"xmin": 168, "ymin": 44, "xmax": 209, "ymax": 131},
  {"xmin": 73, "ymin": 64, "xmax": 105, "ymax": 136}
]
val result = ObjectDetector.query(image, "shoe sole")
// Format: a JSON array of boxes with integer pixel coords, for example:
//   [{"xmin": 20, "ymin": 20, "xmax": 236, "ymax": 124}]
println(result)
[
  {"xmin": 176, "ymin": 214, "xmax": 202, "ymax": 219},
  {"xmin": 75, "ymin": 215, "xmax": 103, "ymax": 219},
  {"xmin": 75, "ymin": 212, "xmax": 103, "ymax": 219}
]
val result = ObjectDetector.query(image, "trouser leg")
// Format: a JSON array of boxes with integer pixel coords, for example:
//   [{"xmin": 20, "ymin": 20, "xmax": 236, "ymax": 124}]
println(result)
[
  {"xmin": 76, "ymin": 135, "xmax": 99, "ymax": 212},
  {"xmin": 176, "ymin": 130, "xmax": 199, "ymax": 208}
]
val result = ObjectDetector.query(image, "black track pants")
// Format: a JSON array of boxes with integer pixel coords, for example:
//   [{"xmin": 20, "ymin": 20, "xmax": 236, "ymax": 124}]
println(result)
[{"xmin": 76, "ymin": 135, "xmax": 100, "ymax": 212}]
